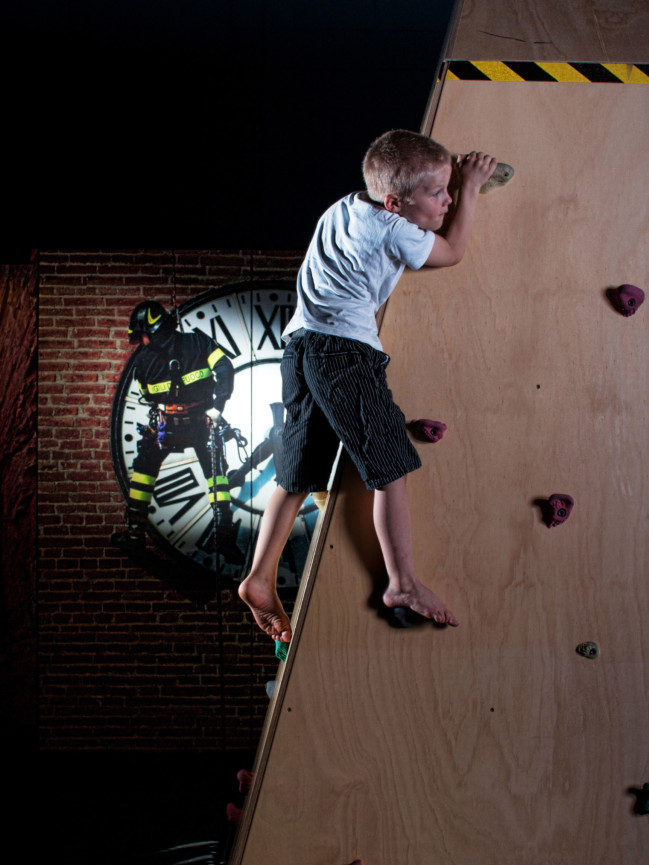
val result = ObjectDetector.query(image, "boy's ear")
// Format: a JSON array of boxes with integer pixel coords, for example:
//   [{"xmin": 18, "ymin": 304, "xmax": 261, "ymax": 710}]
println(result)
[{"xmin": 383, "ymin": 193, "xmax": 402, "ymax": 213}]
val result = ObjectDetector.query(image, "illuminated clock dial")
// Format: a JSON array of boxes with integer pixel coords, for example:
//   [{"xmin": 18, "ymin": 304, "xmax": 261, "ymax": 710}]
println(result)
[{"xmin": 111, "ymin": 281, "xmax": 318, "ymax": 588}]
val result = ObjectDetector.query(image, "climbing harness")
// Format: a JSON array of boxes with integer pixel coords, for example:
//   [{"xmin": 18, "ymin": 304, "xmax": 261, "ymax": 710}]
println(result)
[
  {"xmin": 207, "ymin": 415, "xmax": 249, "ymax": 540},
  {"xmin": 136, "ymin": 404, "xmax": 166, "ymax": 448},
  {"xmin": 217, "ymin": 420, "xmax": 249, "ymax": 464}
]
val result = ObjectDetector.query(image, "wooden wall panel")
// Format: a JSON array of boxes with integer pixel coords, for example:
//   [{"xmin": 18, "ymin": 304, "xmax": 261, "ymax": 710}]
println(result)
[
  {"xmin": 452, "ymin": 0, "xmax": 649, "ymax": 62},
  {"xmin": 230, "ymin": 77, "xmax": 649, "ymax": 865}
]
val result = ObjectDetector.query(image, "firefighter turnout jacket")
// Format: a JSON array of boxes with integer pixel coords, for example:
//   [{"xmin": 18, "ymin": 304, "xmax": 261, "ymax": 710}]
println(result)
[
  {"xmin": 128, "ymin": 327, "xmax": 235, "ymax": 516},
  {"xmin": 134, "ymin": 327, "xmax": 234, "ymax": 412}
]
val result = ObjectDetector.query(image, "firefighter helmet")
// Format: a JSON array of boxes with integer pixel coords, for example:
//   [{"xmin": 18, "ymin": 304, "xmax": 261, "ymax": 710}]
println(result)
[{"xmin": 128, "ymin": 301, "xmax": 172, "ymax": 344}]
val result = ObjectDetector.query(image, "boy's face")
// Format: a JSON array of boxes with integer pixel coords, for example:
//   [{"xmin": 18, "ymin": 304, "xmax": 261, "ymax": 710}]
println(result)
[{"xmin": 397, "ymin": 163, "xmax": 452, "ymax": 232}]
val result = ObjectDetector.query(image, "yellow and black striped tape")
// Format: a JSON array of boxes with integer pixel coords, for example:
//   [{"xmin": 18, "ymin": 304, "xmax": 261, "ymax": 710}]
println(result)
[{"xmin": 447, "ymin": 61, "xmax": 649, "ymax": 83}]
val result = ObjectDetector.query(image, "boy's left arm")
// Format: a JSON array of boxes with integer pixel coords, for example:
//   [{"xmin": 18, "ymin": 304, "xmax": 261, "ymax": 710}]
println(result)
[{"xmin": 424, "ymin": 151, "xmax": 496, "ymax": 268}]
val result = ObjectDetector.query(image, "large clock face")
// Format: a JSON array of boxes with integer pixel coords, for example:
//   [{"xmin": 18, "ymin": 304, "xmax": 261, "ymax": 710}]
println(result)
[{"xmin": 111, "ymin": 281, "xmax": 319, "ymax": 588}]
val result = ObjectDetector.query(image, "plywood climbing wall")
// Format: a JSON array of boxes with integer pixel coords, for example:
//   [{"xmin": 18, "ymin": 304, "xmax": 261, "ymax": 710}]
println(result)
[{"xmin": 230, "ymin": 4, "xmax": 649, "ymax": 864}]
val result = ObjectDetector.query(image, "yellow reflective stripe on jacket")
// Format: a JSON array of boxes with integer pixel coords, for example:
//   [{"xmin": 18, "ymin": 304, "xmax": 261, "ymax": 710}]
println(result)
[
  {"xmin": 143, "ymin": 364, "xmax": 214, "ymax": 395},
  {"xmin": 182, "ymin": 367, "xmax": 211, "ymax": 385},
  {"xmin": 147, "ymin": 380, "xmax": 171, "ymax": 394},
  {"xmin": 207, "ymin": 347, "xmax": 225, "ymax": 369}
]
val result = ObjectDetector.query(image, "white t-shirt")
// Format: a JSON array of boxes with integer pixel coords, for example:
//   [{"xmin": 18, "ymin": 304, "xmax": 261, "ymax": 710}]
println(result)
[{"xmin": 282, "ymin": 192, "xmax": 435, "ymax": 351}]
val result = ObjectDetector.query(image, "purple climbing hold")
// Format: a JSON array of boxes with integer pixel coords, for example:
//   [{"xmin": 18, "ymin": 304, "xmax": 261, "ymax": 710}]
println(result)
[
  {"xmin": 408, "ymin": 418, "xmax": 447, "ymax": 443},
  {"xmin": 609, "ymin": 284, "xmax": 644, "ymax": 317},
  {"xmin": 546, "ymin": 494, "xmax": 574, "ymax": 528}
]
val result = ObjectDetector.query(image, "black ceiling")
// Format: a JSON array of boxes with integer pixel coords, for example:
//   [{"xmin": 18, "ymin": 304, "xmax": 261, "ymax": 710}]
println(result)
[{"xmin": 3, "ymin": 1, "xmax": 455, "ymax": 253}]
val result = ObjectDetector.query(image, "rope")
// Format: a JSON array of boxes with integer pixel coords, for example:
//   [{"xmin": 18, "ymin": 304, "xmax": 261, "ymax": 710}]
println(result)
[
  {"xmin": 210, "ymin": 420, "xmax": 227, "ymax": 752},
  {"xmin": 170, "ymin": 250, "xmax": 183, "ymax": 332},
  {"xmin": 247, "ymin": 251, "xmax": 257, "ymax": 750}
]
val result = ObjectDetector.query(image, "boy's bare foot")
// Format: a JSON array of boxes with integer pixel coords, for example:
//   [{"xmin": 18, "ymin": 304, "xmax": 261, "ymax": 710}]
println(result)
[
  {"xmin": 382, "ymin": 582, "xmax": 459, "ymax": 627},
  {"xmin": 238, "ymin": 574, "xmax": 292, "ymax": 642}
]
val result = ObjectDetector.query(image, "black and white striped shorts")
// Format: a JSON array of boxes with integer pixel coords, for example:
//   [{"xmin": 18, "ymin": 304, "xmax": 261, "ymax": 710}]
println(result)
[{"xmin": 278, "ymin": 330, "xmax": 421, "ymax": 492}]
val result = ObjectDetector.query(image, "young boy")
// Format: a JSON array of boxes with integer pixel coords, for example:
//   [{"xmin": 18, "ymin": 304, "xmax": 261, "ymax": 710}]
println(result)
[{"xmin": 239, "ymin": 129, "xmax": 497, "ymax": 644}]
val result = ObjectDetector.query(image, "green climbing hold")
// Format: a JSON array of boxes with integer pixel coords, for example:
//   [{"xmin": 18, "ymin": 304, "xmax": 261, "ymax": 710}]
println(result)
[{"xmin": 275, "ymin": 640, "xmax": 289, "ymax": 662}]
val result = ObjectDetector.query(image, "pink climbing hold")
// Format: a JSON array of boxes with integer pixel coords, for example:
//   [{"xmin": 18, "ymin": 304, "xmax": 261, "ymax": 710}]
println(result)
[
  {"xmin": 408, "ymin": 418, "xmax": 447, "ymax": 443},
  {"xmin": 226, "ymin": 803, "xmax": 243, "ymax": 826},
  {"xmin": 546, "ymin": 494, "xmax": 574, "ymax": 528},
  {"xmin": 237, "ymin": 768, "xmax": 254, "ymax": 793},
  {"xmin": 609, "ymin": 284, "xmax": 644, "ymax": 316}
]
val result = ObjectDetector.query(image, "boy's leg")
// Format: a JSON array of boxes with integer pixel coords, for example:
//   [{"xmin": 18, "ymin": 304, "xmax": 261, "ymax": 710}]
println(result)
[
  {"xmin": 374, "ymin": 475, "xmax": 459, "ymax": 626},
  {"xmin": 299, "ymin": 335, "xmax": 456, "ymax": 623},
  {"xmin": 238, "ymin": 485, "xmax": 307, "ymax": 642},
  {"xmin": 239, "ymin": 333, "xmax": 337, "ymax": 642}
]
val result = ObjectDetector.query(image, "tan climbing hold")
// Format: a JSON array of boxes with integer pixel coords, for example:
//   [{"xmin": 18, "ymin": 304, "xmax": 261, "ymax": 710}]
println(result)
[
  {"xmin": 480, "ymin": 161, "xmax": 514, "ymax": 194},
  {"xmin": 311, "ymin": 491, "xmax": 329, "ymax": 510}
]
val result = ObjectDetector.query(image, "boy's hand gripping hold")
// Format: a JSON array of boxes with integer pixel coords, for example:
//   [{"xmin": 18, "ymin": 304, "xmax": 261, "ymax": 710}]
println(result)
[{"xmin": 420, "ymin": 150, "xmax": 497, "ymax": 269}]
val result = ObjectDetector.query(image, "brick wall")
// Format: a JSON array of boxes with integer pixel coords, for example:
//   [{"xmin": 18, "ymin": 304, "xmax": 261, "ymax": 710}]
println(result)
[
  {"xmin": 0, "ymin": 258, "xmax": 38, "ymax": 744},
  {"xmin": 38, "ymin": 249, "xmax": 303, "ymax": 749}
]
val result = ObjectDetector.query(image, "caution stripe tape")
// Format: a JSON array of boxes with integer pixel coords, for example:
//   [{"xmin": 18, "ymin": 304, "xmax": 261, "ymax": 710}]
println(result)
[{"xmin": 447, "ymin": 61, "xmax": 649, "ymax": 83}]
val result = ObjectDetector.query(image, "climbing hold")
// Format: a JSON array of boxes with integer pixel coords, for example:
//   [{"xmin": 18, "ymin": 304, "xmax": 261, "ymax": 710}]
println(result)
[
  {"xmin": 226, "ymin": 802, "xmax": 243, "ymax": 826},
  {"xmin": 630, "ymin": 783, "xmax": 649, "ymax": 815},
  {"xmin": 311, "ymin": 490, "xmax": 329, "ymax": 510},
  {"xmin": 408, "ymin": 419, "xmax": 447, "ymax": 443},
  {"xmin": 480, "ymin": 161, "xmax": 515, "ymax": 194},
  {"xmin": 546, "ymin": 493, "xmax": 574, "ymax": 528},
  {"xmin": 391, "ymin": 606, "xmax": 417, "ymax": 628},
  {"xmin": 576, "ymin": 641, "xmax": 600, "ymax": 659},
  {"xmin": 275, "ymin": 640, "xmax": 289, "ymax": 662},
  {"xmin": 237, "ymin": 769, "xmax": 254, "ymax": 793},
  {"xmin": 607, "ymin": 283, "xmax": 645, "ymax": 316}
]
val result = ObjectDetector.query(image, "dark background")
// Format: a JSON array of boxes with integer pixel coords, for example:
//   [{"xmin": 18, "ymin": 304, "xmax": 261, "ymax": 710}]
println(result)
[
  {"xmin": 2, "ymin": 0, "xmax": 455, "ymax": 254},
  {"xmin": 3, "ymin": 1, "xmax": 455, "ymax": 862}
]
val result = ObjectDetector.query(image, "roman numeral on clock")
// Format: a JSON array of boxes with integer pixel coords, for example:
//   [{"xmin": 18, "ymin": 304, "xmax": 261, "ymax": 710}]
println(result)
[
  {"xmin": 254, "ymin": 304, "xmax": 294, "ymax": 351},
  {"xmin": 208, "ymin": 314, "xmax": 241, "ymax": 360},
  {"xmin": 153, "ymin": 467, "xmax": 203, "ymax": 524}
]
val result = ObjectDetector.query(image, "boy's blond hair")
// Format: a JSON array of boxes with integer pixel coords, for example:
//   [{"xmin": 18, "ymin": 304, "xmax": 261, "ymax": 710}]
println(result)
[{"xmin": 362, "ymin": 129, "xmax": 451, "ymax": 203}]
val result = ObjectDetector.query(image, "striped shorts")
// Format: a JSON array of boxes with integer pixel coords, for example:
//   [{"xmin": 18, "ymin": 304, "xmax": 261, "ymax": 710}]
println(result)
[{"xmin": 278, "ymin": 330, "xmax": 421, "ymax": 492}]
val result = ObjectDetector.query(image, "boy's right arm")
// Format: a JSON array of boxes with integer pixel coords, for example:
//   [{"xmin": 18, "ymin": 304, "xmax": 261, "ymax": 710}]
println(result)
[{"xmin": 424, "ymin": 151, "xmax": 496, "ymax": 268}]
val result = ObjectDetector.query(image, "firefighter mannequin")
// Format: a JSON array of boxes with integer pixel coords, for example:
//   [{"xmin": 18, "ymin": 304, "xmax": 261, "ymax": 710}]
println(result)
[{"xmin": 116, "ymin": 300, "xmax": 242, "ymax": 563}]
